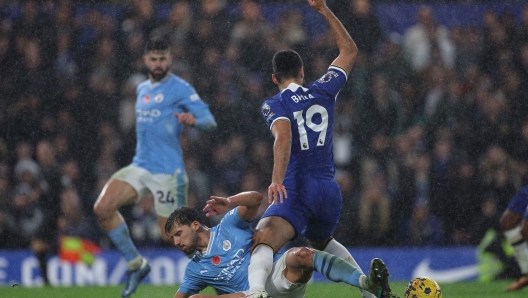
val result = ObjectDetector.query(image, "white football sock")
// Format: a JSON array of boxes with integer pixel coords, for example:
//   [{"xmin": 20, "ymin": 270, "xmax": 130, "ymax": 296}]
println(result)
[
  {"xmin": 248, "ymin": 244, "xmax": 274, "ymax": 291},
  {"xmin": 505, "ymin": 226, "xmax": 528, "ymax": 274},
  {"xmin": 324, "ymin": 239, "xmax": 376, "ymax": 298}
]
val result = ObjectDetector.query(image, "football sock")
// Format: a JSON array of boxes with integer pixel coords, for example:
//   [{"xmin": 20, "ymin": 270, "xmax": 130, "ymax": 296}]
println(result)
[
  {"xmin": 312, "ymin": 250, "xmax": 363, "ymax": 288},
  {"xmin": 108, "ymin": 222, "xmax": 141, "ymax": 269},
  {"xmin": 505, "ymin": 226, "xmax": 528, "ymax": 274},
  {"xmin": 324, "ymin": 239, "xmax": 376, "ymax": 298},
  {"xmin": 248, "ymin": 244, "xmax": 274, "ymax": 291}
]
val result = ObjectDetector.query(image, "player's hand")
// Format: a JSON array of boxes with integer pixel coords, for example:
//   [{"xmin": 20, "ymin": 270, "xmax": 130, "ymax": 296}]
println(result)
[
  {"xmin": 203, "ymin": 196, "xmax": 231, "ymax": 217},
  {"xmin": 307, "ymin": 0, "xmax": 328, "ymax": 13},
  {"xmin": 174, "ymin": 112, "xmax": 196, "ymax": 127},
  {"xmin": 268, "ymin": 182, "xmax": 288, "ymax": 205}
]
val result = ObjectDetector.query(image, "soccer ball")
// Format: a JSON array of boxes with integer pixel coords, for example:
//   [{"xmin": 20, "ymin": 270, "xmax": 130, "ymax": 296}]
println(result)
[{"xmin": 404, "ymin": 277, "xmax": 442, "ymax": 298}]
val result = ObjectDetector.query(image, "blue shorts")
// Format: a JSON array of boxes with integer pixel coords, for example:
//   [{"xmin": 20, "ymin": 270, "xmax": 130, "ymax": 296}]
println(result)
[
  {"xmin": 262, "ymin": 175, "xmax": 342, "ymax": 242},
  {"xmin": 507, "ymin": 185, "xmax": 528, "ymax": 219}
]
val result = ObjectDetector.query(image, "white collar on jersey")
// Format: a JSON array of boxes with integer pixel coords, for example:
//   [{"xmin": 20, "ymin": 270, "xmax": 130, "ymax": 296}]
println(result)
[{"xmin": 281, "ymin": 82, "xmax": 308, "ymax": 94}]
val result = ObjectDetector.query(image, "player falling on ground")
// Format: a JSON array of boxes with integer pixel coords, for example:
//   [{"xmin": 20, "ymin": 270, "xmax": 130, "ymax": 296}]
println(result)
[
  {"xmin": 501, "ymin": 184, "xmax": 528, "ymax": 291},
  {"xmin": 246, "ymin": 1, "xmax": 389, "ymax": 298},
  {"xmin": 93, "ymin": 39, "xmax": 217, "ymax": 298},
  {"xmin": 165, "ymin": 192, "xmax": 396, "ymax": 298}
]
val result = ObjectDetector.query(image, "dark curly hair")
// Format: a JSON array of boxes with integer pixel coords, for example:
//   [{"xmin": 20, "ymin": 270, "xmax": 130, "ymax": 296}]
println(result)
[
  {"xmin": 144, "ymin": 39, "xmax": 170, "ymax": 54},
  {"xmin": 164, "ymin": 207, "xmax": 207, "ymax": 235}
]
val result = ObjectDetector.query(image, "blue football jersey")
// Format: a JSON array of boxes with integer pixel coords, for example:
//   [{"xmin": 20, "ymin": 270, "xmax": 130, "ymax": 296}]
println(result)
[
  {"xmin": 261, "ymin": 66, "xmax": 348, "ymax": 179},
  {"xmin": 178, "ymin": 207, "xmax": 254, "ymax": 295},
  {"xmin": 133, "ymin": 74, "xmax": 216, "ymax": 174}
]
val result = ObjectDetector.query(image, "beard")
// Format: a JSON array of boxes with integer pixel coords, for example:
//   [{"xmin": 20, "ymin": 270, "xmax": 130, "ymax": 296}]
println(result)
[{"xmin": 149, "ymin": 67, "xmax": 169, "ymax": 81}]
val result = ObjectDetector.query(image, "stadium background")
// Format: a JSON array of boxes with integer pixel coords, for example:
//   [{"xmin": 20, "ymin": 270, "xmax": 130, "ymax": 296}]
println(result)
[{"xmin": 1, "ymin": 0, "xmax": 528, "ymax": 288}]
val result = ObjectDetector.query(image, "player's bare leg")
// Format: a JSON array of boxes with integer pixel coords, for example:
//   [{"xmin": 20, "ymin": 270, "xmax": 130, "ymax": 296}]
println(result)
[
  {"xmin": 94, "ymin": 179, "xmax": 138, "ymax": 231},
  {"xmin": 501, "ymin": 210, "xmax": 528, "ymax": 291},
  {"xmin": 94, "ymin": 179, "xmax": 150, "ymax": 297}
]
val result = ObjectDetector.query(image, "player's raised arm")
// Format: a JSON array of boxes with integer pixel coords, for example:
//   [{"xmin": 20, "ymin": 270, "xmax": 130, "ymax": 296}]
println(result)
[
  {"xmin": 307, "ymin": 0, "xmax": 357, "ymax": 75},
  {"xmin": 203, "ymin": 191, "xmax": 263, "ymax": 222}
]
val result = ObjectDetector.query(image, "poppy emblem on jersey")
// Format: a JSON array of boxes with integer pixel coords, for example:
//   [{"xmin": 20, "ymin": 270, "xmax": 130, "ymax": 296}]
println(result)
[
  {"xmin": 212, "ymin": 255, "xmax": 221, "ymax": 265},
  {"xmin": 262, "ymin": 103, "xmax": 270, "ymax": 116},
  {"xmin": 222, "ymin": 240, "xmax": 232, "ymax": 251},
  {"xmin": 143, "ymin": 94, "xmax": 150, "ymax": 104},
  {"xmin": 154, "ymin": 93, "xmax": 164, "ymax": 103}
]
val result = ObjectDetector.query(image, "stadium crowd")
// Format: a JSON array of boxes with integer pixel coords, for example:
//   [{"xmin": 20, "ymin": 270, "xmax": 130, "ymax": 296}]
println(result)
[{"xmin": 1, "ymin": 0, "xmax": 528, "ymax": 251}]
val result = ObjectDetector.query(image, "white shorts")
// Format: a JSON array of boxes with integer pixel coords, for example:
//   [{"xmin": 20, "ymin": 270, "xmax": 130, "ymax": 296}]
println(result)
[
  {"xmin": 111, "ymin": 165, "xmax": 188, "ymax": 218},
  {"xmin": 265, "ymin": 249, "xmax": 308, "ymax": 298}
]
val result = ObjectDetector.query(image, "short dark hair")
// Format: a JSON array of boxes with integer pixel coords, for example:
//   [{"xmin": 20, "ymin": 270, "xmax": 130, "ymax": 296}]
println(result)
[
  {"xmin": 272, "ymin": 50, "xmax": 303, "ymax": 82},
  {"xmin": 144, "ymin": 39, "xmax": 170, "ymax": 54},
  {"xmin": 165, "ymin": 207, "xmax": 206, "ymax": 235}
]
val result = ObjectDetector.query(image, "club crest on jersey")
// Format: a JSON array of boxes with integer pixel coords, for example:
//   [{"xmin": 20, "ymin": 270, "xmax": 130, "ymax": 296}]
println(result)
[
  {"xmin": 318, "ymin": 71, "xmax": 339, "ymax": 83},
  {"xmin": 262, "ymin": 103, "xmax": 270, "ymax": 116},
  {"xmin": 212, "ymin": 255, "xmax": 221, "ymax": 265},
  {"xmin": 154, "ymin": 93, "xmax": 164, "ymax": 103},
  {"xmin": 143, "ymin": 94, "xmax": 150, "ymax": 104},
  {"xmin": 222, "ymin": 240, "xmax": 232, "ymax": 251}
]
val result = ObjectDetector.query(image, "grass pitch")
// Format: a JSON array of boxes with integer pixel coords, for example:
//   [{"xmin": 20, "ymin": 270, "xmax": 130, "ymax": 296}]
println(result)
[{"xmin": 2, "ymin": 280, "xmax": 527, "ymax": 297}]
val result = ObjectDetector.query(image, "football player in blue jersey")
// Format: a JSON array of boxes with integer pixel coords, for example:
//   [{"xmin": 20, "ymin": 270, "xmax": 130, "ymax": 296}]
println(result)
[
  {"xmin": 246, "ymin": 1, "xmax": 392, "ymax": 298},
  {"xmin": 501, "ymin": 184, "xmax": 528, "ymax": 291},
  {"xmin": 165, "ymin": 192, "xmax": 395, "ymax": 298},
  {"xmin": 93, "ymin": 39, "xmax": 217, "ymax": 297}
]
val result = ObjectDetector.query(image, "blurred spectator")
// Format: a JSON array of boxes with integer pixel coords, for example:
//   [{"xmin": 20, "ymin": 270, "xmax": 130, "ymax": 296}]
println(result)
[
  {"xmin": 230, "ymin": 0, "xmax": 272, "ymax": 73},
  {"xmin": 374, "ymin": 33, "xmax": 413, "ymax": 91},
  {"xmin": 334, "ymin": 170, "xmax": 360, "ymax": 246},
  {"xmin": 277, "ymin": 10, "xmax": 307, "ymax": 56},
  {"xmin": 31, "ymin": 140, "xmax": 63, "ymax": 284},
  {"xmin": 359, "ymin": 74, "xmax": 400, "ymax": 142},
  {"xmin": 121, "ymin": 0, "xmax": 159, "ymax": 37},
  {"xmin": 6, "ymin": 184, "xmax": 43, "ymax": 248},
  {"xmin": 403, "ymin": 5, "xmax": 455, "ymax": 71},
  {"xmin": 443, "ymin": 160, "xmax": 482, "ymax": 245},
  {"xmin": 335, "ymin": 0, "xmax": 383, "ymax": 55},
  {"xmin": 402, "ymin": 200, "xmax": 443, "ymax": 247},
  {"xmin": 357, "ymin": 171, "xmax": 391, "ymax": 246},
  {"xmin": 57, "ymin": 188, "xmax": 100, "ymax": 244}
]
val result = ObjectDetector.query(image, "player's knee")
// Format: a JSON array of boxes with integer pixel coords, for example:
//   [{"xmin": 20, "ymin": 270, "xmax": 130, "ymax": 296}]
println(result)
[
  {"xmin": 291, "ymin": 247, "xmax": 315, "ymax": 269},
  {"xmin": 93, "ymin": 198, "xmax": 114, "ymax": 219}
]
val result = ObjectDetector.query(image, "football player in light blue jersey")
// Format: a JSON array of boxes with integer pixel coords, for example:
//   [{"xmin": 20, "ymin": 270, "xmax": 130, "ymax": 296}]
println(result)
[
  {"xmin": 93, "ymin": 39, "xmax": 217, "ymax": 298},
  {"xmin": 165, "ymin": 192, "xmax": 396, "ymax": 298},
  {"xmin": 246, "ymin": 1, "xmax": 395, "ymax": 298}
]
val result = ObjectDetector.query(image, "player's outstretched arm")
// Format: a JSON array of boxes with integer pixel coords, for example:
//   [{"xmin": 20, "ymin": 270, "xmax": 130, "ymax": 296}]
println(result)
[
  {"xmin": 203, "ymin": 191, "xmax": 263, "ymax": 222},
  {"xmin": 307, "ymin": 0, "xmax": 357, "ymax": 75},
  {"xmin": 173, "ymin": 110, "xmax": 217, "ymax": 131}
]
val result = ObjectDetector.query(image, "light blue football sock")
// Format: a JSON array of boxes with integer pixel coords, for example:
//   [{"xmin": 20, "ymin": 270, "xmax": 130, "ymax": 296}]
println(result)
[
  {"xmin": 108, "ymin": 222, "xmax": 140, "ymax": 262},
  {"xmin": 312, "ymin": 250, "xmax": 363, "ymax": 288}
]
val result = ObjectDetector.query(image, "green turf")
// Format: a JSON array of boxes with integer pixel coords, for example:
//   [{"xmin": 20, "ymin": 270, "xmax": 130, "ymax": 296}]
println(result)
[{"xmin": 2, "ymin": 281, "xmax": 528, "ymax": 298}]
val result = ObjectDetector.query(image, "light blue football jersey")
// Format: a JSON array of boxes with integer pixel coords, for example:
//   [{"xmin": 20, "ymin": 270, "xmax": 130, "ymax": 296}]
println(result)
[
  {"xmin": 261, "ymin": 66, "xmax": 347, "ymax": 180},
  {"xmin": 133, "ymin": 73, "xmax": 216, "ymax": 174},
  {"xmin": 177, "ymin": 207, "xmax": 254, "ymax": 295}
]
